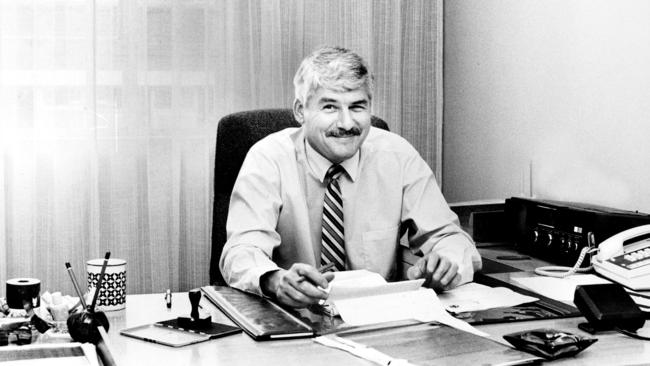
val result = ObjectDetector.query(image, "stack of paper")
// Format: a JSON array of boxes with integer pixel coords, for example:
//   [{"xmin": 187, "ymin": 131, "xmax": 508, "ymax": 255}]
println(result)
[
  {"xmin": 512, "ymin": 274, "xmax": 611, "ymax": 303},
  {"xmin": 438, "ymin": 282, "xmax": 539, "ymax": 313},
  {"xmin": 322, "ymin": 270, "xmax": 488, "ymax": 338},
  {"xmin": 324, "ymin": 270, "xmax": 424, "ymax": 305}
]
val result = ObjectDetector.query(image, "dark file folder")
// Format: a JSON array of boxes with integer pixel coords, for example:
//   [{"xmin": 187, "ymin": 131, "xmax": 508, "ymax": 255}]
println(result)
[{"xmin": 201, "ymin": 286, "xmax": 315, "ymax": 341}]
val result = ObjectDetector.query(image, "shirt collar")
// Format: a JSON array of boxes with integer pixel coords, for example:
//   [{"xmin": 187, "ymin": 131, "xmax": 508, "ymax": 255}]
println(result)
[{"xmin": 304, "ymin": 139, "xmax": 359, "ymax": 183}]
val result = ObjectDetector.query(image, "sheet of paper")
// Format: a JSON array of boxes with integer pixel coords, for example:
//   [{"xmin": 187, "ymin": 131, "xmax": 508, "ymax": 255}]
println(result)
[
  {"xmin": 328, "ymin": 278, "xmax": 425, "ymax": 301},
  {"xmin": 438, "ymin": 282, "xmax": 538, "ymax": 313},
  {"xmin": 330, "ymin": 269, "xmax": 387, "ymax": 284},
  {"xmin": 0, "ymin": 343, "xmax": 99, "ymax": 366},
  {"xmin": 326, "ymin": 270, "xmax": 390, "ymax": 301},
  {"xmin": 314, "ymin": 335, "xmax": 415, "ymax": 366},
  {"xmin": 317, "ymin": 270, "xmax": 424, "ymax": 316},
  {"xmin": 333, "ymin": 288, "xmax": 488, "ymax": 338},
  {"xmin": 0, "ymin": 356, "xmax": 92, "ymax": 366},
  {"xmin": 323, "ymin": 269, "xmax": 424, "ymax": 302},
  {"xmin": 512, "ymin": 274, "xmax": 611, "ymax": 302},
  {"xmin": 628, "ymin": 291, "xmax": 650, "ymax": 309}
]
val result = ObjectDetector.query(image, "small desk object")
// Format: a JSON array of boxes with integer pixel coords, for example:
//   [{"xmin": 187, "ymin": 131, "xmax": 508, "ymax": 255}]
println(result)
[
  {"xmin": 119, "ymin": 290, "xmax": 240, "ymax": 347},
  {"xmin": 176, "ymin": 289, "xmax": 212, "ymax": 329}
]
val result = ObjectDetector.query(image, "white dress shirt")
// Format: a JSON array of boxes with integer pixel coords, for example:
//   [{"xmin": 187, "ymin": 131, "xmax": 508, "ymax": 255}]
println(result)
[{"xmin": 220, "ymin": 126, "xmax": 482, "ymax": 295}]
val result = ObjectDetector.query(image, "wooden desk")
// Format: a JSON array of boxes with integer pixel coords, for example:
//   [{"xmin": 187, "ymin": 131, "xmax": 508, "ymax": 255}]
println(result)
[{"xmin": 104, "ymin": 284, "xmax": 650, "ymax": 366}]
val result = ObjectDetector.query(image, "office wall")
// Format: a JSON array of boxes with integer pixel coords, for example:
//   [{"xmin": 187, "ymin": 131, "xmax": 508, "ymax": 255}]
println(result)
[{"xmin": 443, "ymin": 0, "xmax": 650, "ymax": 213}]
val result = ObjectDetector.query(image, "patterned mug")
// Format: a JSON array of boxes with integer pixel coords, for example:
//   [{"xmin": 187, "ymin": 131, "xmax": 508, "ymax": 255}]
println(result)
[{"xmin": 86, "ymin": 258, "xmax": 127, "ymax": 311}]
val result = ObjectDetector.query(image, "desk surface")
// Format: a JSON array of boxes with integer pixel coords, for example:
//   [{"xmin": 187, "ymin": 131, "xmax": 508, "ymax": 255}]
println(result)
[{"xmin": 104, "ymin": 271, "xmax": 650, "ymax": 366}]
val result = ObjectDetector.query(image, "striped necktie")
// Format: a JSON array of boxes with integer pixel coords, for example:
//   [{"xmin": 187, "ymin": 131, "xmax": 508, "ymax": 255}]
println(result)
[{"xmin": 321, "ymin": 164, "xmax": 346, "ymax": 271}]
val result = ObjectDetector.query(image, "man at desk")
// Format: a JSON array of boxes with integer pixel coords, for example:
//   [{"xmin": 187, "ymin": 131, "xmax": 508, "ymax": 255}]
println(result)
[{"xmin": 220, "ymin": 46, "xmax": 481, "ymax": 308}]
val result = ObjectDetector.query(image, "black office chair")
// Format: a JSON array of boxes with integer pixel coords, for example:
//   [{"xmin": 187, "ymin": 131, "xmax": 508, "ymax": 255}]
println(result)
[{"xmin": 210, "ymin": 108, "xmax": 389, "ymax": 285}]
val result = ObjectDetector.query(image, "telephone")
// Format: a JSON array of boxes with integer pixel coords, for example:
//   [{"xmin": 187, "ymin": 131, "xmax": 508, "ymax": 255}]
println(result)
[{"xmin": 592, "ymin": 224, "xmax": 650, "ymax": 291}]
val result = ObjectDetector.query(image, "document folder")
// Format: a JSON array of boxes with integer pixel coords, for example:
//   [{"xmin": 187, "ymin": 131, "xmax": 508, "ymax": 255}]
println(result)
[
  {"xmin": 345, "ymin": 324, "xmax": 542, "ymax": 366},
  {"xmin": 201, "ymin": 286, "xmax": 315, "ymax": 341}
]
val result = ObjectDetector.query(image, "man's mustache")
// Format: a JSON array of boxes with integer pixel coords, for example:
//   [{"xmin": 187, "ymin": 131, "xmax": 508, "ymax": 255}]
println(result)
[{"xmin": 326, "ymin": 127, "xmax": 361, "ymax": 137}]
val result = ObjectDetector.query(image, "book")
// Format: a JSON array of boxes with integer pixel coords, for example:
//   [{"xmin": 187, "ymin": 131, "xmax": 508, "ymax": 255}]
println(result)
[{"xmin": 201, "ymin": 286, "xmax": 315, "ymax": 341}]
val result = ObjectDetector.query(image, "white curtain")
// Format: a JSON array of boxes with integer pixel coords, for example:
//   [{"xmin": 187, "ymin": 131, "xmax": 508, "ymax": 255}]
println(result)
[{"xmin": 0, "ymin": 0, "xmax": 442, "ymax": 296}]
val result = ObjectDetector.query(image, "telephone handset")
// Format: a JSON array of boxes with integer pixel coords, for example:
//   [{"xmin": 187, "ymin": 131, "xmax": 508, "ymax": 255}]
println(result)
[{"xmin": 592, "ymin": 224, "xmax": 650, "ymax": 291}]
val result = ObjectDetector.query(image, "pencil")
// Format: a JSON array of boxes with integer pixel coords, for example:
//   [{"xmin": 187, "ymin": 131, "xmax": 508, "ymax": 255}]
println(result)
[
  {"xmin": 90, "ymin": 251, "xmax": 111, "ymax": 312},
  {"xmin": 65, "ymin": 262, "xmax": 88, "ymax": 310}
]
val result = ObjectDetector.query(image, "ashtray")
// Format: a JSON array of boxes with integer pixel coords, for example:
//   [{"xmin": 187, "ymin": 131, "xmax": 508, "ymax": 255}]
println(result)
[{"xmin": 503, "ymin": 328, "xmax": 597, "ymax": 360}]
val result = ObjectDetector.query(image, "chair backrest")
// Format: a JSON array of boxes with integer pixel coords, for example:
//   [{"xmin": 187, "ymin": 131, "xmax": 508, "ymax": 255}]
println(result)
[{"xmin": 210, "ymin": 108, "xmax": 389, "ymax": 285}]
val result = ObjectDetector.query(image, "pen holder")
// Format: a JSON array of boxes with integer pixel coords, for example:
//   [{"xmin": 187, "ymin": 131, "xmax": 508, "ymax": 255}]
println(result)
[
  {"xmin": 87, "ymin": 258, "xmax": 127, "ymax": 311},
  {"xmin": 67, "ymin": 311, "xmax": 109, "ymax": 345}
]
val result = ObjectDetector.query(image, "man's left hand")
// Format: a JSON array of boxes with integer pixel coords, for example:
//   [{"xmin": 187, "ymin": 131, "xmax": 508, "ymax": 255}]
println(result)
[{"xmin": 406, "ymin": 252, "xmax": 462, "ymax": 291}]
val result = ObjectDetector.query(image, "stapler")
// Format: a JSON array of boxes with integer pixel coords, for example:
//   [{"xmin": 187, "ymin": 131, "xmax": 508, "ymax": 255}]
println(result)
[
  {"xmin": 177, "ymin": 289, "xmax": 212, "ymax": 330},
  {"xmin": 574, "ymin": 283, "xmax": 648, "ymax": 340}
]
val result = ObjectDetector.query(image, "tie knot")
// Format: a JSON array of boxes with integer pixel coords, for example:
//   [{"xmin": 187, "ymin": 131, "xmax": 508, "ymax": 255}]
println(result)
[{"xmin": 326, "ymin": 164, "xmax": 345, "ymax": 181}]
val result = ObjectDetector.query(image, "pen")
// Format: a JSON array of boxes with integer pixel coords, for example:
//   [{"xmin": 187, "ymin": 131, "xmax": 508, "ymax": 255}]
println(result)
[
  {"xmin": 295, "ymin": 263, "xmax": 335, "ymax": 294},
  {"xmin": 165, "ymin": 289, "xmax": 172, "ymax": 309},
  {"xmin": 496, "ymin": 255, "xmax": 531, "ymax": 261},
  {"xmin": 65, "ymin": 262, "xmax": 88, "ymax": 310},
  {"xmin": 296, "ymin": 262, "xmax": 336, "ymax": 282},
  {"xmin": 318, "ymin": 262, "xmax": 336, "ymax": 273},
  {"xmin": 317, "ymin": 263, "xmax": 336, "ymax": 294},
  {"xmin": 90, "ymin": 251, "xmax": 111, "ymax": 312}
]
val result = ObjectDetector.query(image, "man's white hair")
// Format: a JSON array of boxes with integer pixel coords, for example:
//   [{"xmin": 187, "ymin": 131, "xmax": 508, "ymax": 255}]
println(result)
[{"xmin": 293, "ymin": 46, "xmax": 374, "ymax": 106}]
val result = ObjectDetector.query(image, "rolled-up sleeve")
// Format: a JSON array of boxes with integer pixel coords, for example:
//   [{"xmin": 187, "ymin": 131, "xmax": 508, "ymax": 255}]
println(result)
[{"xmin": 219, "ymin": 146, "xmax": 282, "ymax": 296}]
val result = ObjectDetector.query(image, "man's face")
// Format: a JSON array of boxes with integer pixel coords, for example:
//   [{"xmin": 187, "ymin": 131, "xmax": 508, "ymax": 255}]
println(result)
[{"xmin": 294, "ymin": 87, "xmax": 372, "ymax": 164}]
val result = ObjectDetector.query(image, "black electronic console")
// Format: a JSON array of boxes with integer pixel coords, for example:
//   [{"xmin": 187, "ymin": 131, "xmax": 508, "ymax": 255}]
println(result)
[{"xmin": 505, "ymin": 197, "xmax": 650, "ymax": 267}]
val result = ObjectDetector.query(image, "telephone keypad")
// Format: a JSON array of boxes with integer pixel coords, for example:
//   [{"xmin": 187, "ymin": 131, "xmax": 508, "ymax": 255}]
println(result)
[{"xmin": 614, "ymin": 247, "xmax": 650, "ymax": 270}]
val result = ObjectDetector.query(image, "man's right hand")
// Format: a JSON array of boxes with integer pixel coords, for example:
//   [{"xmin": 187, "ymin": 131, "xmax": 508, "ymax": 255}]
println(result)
[{"xmin": 260, "ymin": 263, "xmax": 334, "ymax": 308}]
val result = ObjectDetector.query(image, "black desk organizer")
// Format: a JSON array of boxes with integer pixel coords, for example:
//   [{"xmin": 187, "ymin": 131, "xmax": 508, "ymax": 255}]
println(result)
[{"xmin": 458, "ymin": 259, "xmax": 581, "ymax": 325}]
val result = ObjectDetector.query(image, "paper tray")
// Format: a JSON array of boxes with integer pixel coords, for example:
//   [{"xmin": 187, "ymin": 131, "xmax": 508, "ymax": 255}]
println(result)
[{"xmin": 120, "ymin": 324, "xmax": 212, "ymax": 347}]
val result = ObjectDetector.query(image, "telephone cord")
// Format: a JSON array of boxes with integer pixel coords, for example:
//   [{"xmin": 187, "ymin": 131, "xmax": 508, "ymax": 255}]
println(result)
[
  {"xmin": 534, "ymin": 245, "xmax": 650, "ymax": 341},
  {"xmin": 534, "ymin": 246, "xmax": 598, "ymax": 278},
  {"xmin": 615, "ymin": 327, "xmax": 650, "ymax": 341}
]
